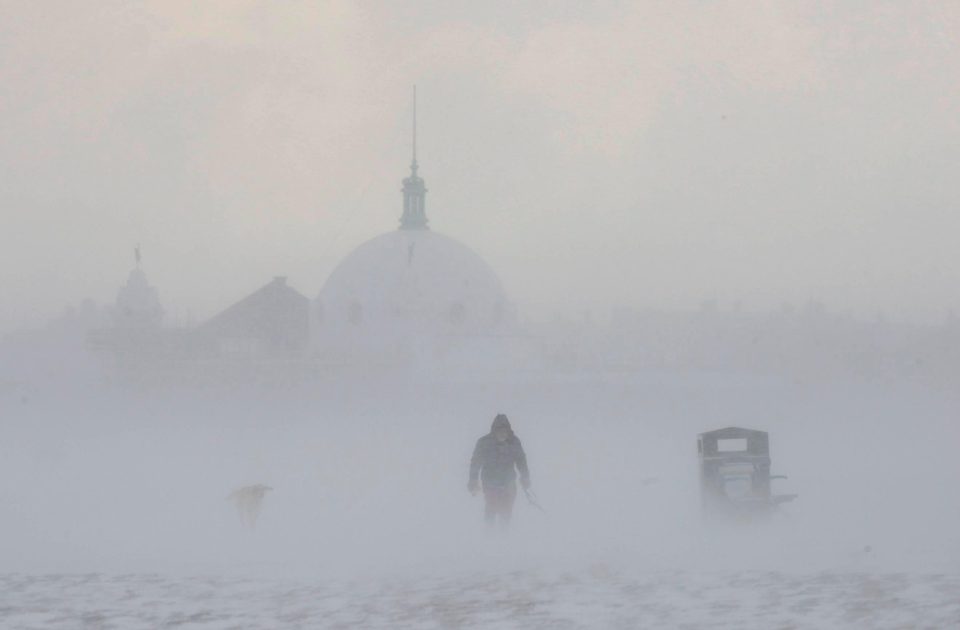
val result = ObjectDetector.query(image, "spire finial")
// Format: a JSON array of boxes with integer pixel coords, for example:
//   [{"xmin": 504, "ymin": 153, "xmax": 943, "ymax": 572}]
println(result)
[
  {"xmin": 411, "ymin": 84, "xmax": 418, "ymax": 173},
  {"xmin": 399, "ymin": 86, "xmax": 428, "ymax": 230}
]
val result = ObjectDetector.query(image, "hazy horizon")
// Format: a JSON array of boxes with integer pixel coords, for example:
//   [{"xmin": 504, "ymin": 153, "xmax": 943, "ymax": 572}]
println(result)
[
  {"xmin": 2, "ymin": 5, "xmax": 960, "ymax": 626},
  {"xmin": 2, "ymin": 1, "xmax": 959, "ymax": 332}
]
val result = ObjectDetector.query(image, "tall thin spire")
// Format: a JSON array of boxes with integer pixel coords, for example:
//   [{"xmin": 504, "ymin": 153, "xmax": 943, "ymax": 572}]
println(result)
[
  {"xmin": 411, "ymin": 85, "xmax": 417, "ymax": 172},
  {"xmin": 400, "ymin": 85, "xmax": 428, "ymax": 230}
]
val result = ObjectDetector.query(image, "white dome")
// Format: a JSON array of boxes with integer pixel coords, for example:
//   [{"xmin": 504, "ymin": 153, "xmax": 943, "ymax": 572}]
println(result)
[{"xmin": 312, "ymin": 230, "xmax": 515, "ymax": 358}]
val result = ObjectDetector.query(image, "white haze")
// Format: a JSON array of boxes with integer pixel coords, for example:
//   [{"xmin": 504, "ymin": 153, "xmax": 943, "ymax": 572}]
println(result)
[
  {"xmin": 1, "ymin": 2, "xmax": 960, "ymax": 628},
  {"xmin": 2, "ymin": 370, "xmax": 958, "ymax": 579},
  {"xmin": 2, "ymin": 2, "xmax": 960, "ymax": 331}
]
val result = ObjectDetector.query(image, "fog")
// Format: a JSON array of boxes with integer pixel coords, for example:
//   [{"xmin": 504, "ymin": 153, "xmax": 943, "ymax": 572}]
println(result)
[
  {"xmin": 2, "ymin": 2, "xmax": 959, "ymax": 628},
  {"xmin": 2, "ymin": 363, "xmax": 959, "ymax": 624},
  {"xmin": 3, "ymin": 2, "xmax": 960, "ymax": 330},
  {"xmin": 3, "ymin": 374, "xmax": 959, "ymax": 577}
]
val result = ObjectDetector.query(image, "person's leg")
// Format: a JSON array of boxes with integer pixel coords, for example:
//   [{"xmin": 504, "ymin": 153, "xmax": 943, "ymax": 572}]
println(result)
[
  {"xmin": 499, "ymin": 483, "xmax": 517, "ymax": 528},
  {"xmin": 483, "ymin": 487, "xmax": 498, "ymax": 527}
]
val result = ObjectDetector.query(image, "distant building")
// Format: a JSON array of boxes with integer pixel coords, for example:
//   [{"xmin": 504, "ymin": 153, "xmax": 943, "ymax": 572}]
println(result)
[
  {"xmin": 89, "ymin": 96, "xmax": 526, "ymax": 380},
  {"xmin": 114, "ymin": 263, "xmax": 163, "ymax": 329},
  {"xmin": 310, "ymin": 103, "xmax": 518, "ymax": 365},
  {"xmin": 196, "ymin": 276, "xmax": 309, "ymax": 359},
  {"xmin": 89, "ymin": 255, "xmax": 180, "ymax": 374}
]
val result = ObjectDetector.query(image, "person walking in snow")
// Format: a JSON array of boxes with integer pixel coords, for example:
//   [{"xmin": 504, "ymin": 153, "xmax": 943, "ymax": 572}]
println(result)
[{"xmin": 468, "ymin": 414, "xmax": 530, "ymax": 528}]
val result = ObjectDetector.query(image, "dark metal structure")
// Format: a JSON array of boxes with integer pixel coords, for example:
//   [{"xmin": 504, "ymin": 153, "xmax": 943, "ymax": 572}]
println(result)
[{"xmin": 698, "ymin": 427, "xmax": 796, "ymax": 514}]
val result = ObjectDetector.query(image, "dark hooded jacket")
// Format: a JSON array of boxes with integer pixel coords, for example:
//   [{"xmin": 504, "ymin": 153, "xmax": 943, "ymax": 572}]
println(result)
[{"xmin": 469, "ymin": 415, "xmax": 530, "ymax": 489}]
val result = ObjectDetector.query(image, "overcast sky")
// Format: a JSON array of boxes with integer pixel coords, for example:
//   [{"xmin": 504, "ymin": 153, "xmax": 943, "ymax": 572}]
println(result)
[{"xmin": 1, "ymin": 1, "xmax": 958, "ymax": 332}]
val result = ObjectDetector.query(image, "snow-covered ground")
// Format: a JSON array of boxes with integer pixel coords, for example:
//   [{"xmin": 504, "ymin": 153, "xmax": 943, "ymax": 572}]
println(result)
[
  {"xmin": 1, "ymin": 369, "xmax": 958, "ymax": 627},
  {"xmin": 2, "ymin": 569, "xmax": 958, "ymax": 629}
]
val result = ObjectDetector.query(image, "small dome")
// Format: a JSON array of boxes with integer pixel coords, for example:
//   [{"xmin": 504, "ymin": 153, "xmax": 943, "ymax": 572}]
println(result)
[
  {"xmin": 312, "ymin": 230, "xmax": 515, "ymax": 357},
  {"xmin": 115, "ymin": 267, "xmax": 163, "ymax": 328}
]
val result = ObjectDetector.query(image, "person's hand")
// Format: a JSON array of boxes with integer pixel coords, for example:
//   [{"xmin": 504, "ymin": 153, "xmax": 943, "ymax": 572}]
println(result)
[{"xmin": 468, "ymin": 481, "xmax": 479, "ymax": 496}]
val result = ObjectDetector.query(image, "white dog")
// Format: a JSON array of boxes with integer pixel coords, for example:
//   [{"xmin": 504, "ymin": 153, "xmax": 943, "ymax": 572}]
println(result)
[{"xmin": 227, "ymin": 484, "xmax": 273, "ymax": 529}]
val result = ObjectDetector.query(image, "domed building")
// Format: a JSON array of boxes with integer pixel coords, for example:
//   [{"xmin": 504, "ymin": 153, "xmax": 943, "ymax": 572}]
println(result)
[
  {"xmin": 114, "ymin": 249, "xmax": 163, "ymax": 329},
  {"xmin": 88, "ymin": 248, "xmax": 170, "ymax": 376},
  {"xmin": 311, "ymin": 125, "xmax": 518, "ymax": 365}
]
